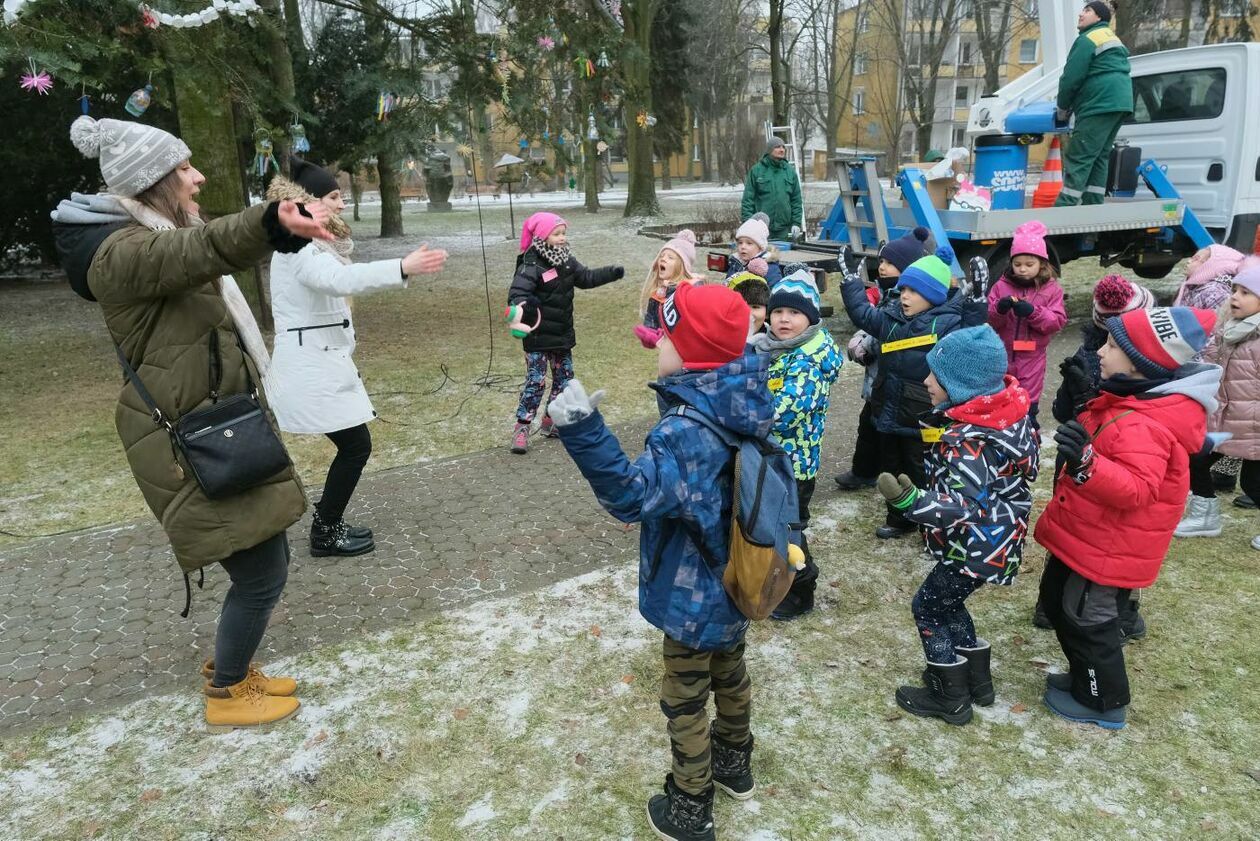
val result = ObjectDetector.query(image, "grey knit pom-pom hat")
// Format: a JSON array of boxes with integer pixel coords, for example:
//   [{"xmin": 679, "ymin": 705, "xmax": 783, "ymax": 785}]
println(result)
[{"xmin": 69, "ymin": 115, "xmax": 191, "ymax": 197}]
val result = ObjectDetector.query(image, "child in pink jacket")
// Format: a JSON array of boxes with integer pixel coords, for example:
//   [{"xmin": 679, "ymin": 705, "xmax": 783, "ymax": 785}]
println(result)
[{"xmin": 988, "ymin": 220, "xmax": 1068, "ymax": 429}]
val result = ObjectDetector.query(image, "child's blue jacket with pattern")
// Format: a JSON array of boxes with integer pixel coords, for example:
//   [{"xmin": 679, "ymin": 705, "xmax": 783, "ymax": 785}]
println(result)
[{"xmin": 557, "ymin": 355, "xmax": 774, "ymax": 650}]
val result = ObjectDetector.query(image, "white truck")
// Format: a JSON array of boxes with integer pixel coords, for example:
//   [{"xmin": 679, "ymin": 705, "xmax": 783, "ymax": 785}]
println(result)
[{"xmin": 804, "ymin": 0, "xmax": 1258, "ymax": 282}]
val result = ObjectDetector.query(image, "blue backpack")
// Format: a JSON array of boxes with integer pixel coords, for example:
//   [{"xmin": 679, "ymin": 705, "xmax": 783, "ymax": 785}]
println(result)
[{"xmin": 668, "ymin": 406, "xmax": 803, "ymax": 620}]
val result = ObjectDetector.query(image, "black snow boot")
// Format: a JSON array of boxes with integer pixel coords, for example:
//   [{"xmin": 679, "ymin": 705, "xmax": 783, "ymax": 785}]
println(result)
[
  {"xmin": 1032, "ymin": 598, "xmax": 1053, "ymax": 629},
  {"xmin": 955, "ymin": 640, "xmax": 994, "ymax": 706},
  {"xmin": 770, "ymin": 562, "xmax": 817, "ymax": 621},
  {"xmin": 310, "ymin": 511, "xmax": 375, "ymax": 557},
  {"xmin": 896, "ymin": 658, "xmax": 973, "ymax": 725},
  {"xmin": 646, "ymin": 774, "xmax": 715, "ymax": 841},
  {"xmin": 710, "ymin": 728, "xmax": 755, "ymax": 800}
]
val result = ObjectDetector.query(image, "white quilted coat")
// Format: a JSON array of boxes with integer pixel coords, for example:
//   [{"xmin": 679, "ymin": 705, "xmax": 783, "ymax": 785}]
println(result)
[{"xmin": 266, "ymin": 242, "xmax": 405, "ymax": 434}]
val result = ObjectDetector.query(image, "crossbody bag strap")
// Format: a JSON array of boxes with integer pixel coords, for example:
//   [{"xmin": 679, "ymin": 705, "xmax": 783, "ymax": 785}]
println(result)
[{"xmin": 114, "ymin": 343, "xmax": 172, "ymax": 430}]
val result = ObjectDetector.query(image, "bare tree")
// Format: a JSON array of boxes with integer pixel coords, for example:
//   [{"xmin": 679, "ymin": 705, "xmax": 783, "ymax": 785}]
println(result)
[
  {"xmin": 685, "ymin": 0, "xmax": 759, "ymax": 182},
  {"xmin": 788, "ymin": 0, "xmax": 865, "ymax": 178},
  {"xmin": 868, "ymin": 0, "xmax": 963, "ymax": 159},
  {"xmin": 970, "ymin": 0, "xmax": 1036, "ymax": 93}
]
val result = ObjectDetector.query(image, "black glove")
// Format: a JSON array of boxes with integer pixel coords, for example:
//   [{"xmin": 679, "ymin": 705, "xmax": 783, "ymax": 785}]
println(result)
[
  {"xmin": 1012, "ymin": 299, "xmax": 1035, "ymax": 318},
  {"xmin": 518, "ymin": 295, "xmax": 542, "ymax": 323},
  {"xmin": 996, "ymin": 296, "xmax": 1015, "ymax": 314},
  {"xmin": 262, "ymin": 201, "xmax": 312, "ymax": 254},
  {"xmin": 611, "ymin": 266, "xmax": 625, "ymax": 280},
  {"xmin": 1054, "ymin": 421, "xmax": 1094, "ymax": 477},
  {"xmin": 1059, "ymin": 357, "xmax": 1096, "ymax": 410}
]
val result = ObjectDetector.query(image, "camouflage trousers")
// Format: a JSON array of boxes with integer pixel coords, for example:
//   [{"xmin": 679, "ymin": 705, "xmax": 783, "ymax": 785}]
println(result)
[{"xmin": 660, "ymin": 634, "xmax": 752, "ymax": 795}]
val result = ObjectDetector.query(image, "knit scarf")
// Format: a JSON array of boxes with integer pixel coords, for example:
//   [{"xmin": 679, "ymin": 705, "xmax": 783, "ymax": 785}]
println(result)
[
  {"xmin": 749, "ymin": 324, "xmax": 820, "ymax": 361},
  {"xmin": 117, "ymin": 196, "xmax": 272, "ymax": 379},
  {"xmin": 1099, "ymin": 372, "xmax": 1173, "ymax": 397},
  {"xmin": 1223, "ymin": 312, "xmax": 1260, "ymax": 345},
  {"xmin": 531, "ymin": 236, "xmax": 571, "ymax": 268}
]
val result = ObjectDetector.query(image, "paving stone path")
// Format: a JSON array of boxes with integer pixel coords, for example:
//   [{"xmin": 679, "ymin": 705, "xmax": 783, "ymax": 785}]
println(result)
[{"xmin": 0, "ymin": 420, "xmax": 663, "ymax": 733}]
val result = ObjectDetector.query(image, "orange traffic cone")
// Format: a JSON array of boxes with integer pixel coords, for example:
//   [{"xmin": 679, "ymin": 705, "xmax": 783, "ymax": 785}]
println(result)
[{"xmin": 1032, "ymin": 135, "xmax": 1064, "ymax": 208}]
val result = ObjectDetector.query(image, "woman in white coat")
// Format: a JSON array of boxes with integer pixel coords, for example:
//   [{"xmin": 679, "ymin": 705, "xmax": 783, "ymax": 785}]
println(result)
[{"xmin": 266, "ymin": 158, "xmax": 447, "ymax": 557}]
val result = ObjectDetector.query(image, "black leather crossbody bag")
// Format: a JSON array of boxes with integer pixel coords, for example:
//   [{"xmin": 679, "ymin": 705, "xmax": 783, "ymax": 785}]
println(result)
[{"xmin": 115, "ymin": 331, "xmax": 291, "ymax": 500}]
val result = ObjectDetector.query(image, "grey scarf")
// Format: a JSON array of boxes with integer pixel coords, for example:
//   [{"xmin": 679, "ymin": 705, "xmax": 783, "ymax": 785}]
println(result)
[
  {"xmin": 749, "ymin": 324, "xmax": 821, "ymax": 360},
  {"xmin": 1223, "ymin": 312, "xmax": 1260, "ymax": 345}
]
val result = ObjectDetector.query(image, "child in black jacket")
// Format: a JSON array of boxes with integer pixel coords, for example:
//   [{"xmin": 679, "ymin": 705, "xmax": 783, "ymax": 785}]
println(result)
[{"xmin": 507, "ymin": 212, "xmax": 623, "ymax": 454}]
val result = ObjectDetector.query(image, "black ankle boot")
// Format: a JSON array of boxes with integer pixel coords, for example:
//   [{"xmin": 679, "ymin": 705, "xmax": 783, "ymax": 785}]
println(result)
[
  {"xmin": 310, "ymin": 511, "xmax": 375, "ymax": 557},
  {"xmin": 710, "ymin": 727, "xmax": 755, "ymax": 800},
  {"xmin": 344, "ymin": 522, "xmax": 373, "ymax": 540},
  {"xmin": 955, "ymin": 640, "xmax": 994, "ymax": 706},
  {"xmin": 896, "ymin": 658, "xmax": 973, "ymax": 725},
  {"xmin": 646, "ymin": 774, "xmax": 715, "ymax": 841}
]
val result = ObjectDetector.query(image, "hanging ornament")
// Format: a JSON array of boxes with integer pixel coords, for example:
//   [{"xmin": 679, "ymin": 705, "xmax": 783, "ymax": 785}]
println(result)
[
  {"xmin": 596, "ymin": 50, "xmax": 611, "ymax": 69},
  {"xmin": 290, "ymin": 120, "xmax": 310, "ymax": 154},
  {"xmin": 519, "ymin": 137, "xmax": 530, "ymax": 151},
  {"xmin": 456, "ymin": 143, "xmax": 474, "ymax": 160},
  {"xmin": 19, "ymin": 59, "xmax": 53, "ymax": 95},
  {"xmin": 254, "ymin": 129, "xmax": 278, "ymax": 177},
  {"xmin": 487, "ymin": 46, "xmax": 497, "ymax": 64},
  {"xmin": 574, "ymin": 55, "xmax": 595, "ymax": 79},
  {"xmin": 537, "ymin": 35, "xmax": 555, "ymax": 51},
  {"xmin": 587, "ymin": 112, "xmax": 599, "ymax": 142},
  {"xmin": 500, "ymin": 74, "xmax": 511, "ymax": 108},
  {"xmin": 635, "ymin": 111, "xmax": 648, "ymax": 129},
  {"xmin": 140, "ymin": 5, "xmax": 160, "ymax": 28},
  {"xmin": 125, "ymin": 84, "xmax": 154, "ymax": 117},
  {"xmin": 78, "ymin": 86, "xmax": 90, "ymax": 115},
  {"xmin": 542, "ymin": 129, "xmax": 550, "ymax": 141},
  {"xmin": 560, "ymin": 32, "xmax": 569, "ymax": 47},
  {"xmin": 557, "ymin": 134, "xmax": 566, "ymax": 147},
  {"xmin": 377, "ymin": 91, "xmax": 395, "ymax": 121}
]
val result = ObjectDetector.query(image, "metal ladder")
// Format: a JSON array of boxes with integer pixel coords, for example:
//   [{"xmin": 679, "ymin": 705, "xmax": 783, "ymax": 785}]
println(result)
[{"xmin": 829, "ymin": 157, "xmax": 890, "ymax": 254}]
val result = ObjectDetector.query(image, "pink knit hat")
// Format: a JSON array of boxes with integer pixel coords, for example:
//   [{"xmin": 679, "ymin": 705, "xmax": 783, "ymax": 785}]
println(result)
[
  {"xmin": 1010, "ymin": 220, "xmax": 1048, "ymax": 261},
  {"xmin": 659, "ymin": 229, "xmax": 697, "ymax": 276},
  {"xmin": 519, "ymin": 211, "xmax": 567, "ymax": 252},
  {"xmin": 1185, "ymin": 244, "xmax": 1246, "ymax": 288},
  {"xmin": 1233, "ymin": 257, "xmax": 1260, "ymax": 299}
]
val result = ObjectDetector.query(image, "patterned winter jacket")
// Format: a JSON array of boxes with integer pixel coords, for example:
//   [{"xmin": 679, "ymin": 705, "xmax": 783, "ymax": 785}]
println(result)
[
  {"xmin": 765, "ymin": 329, "xmax": 843, "ymax": 480},
  {"xmin": 905, "ymin": 377, "xmax": 1039, "ymax": 585},
  {"xmin": 557, "ymin": 354, "xmax": 775, "ymax": 650}
]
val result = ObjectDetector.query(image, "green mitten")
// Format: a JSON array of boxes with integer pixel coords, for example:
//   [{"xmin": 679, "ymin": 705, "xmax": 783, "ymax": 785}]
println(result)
[{"xmin": 877, "ymin": 472, "xmax": 921, "ymax": 511}]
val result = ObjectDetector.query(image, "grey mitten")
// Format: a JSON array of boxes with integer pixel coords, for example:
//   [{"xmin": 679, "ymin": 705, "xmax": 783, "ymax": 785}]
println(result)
[{"xmin": 546, "ymin": 379, "xmax": 607, "ymax": 427}]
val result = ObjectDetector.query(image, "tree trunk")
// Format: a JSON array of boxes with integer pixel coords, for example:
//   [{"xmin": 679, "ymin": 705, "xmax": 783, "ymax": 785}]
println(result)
[
  {"xmin": 661, "ymin": 155, "xmax": 672, "ymax": 190},
  {"xmin": 351, "ymin": 171, "xmax": 363, "ymax": 222},
  {"xmin": 257, "ymin": 0, "xmax": 298, "ymax": 169},
  {"xmin": 377, "ymin": 145, "xmax": 404, "ymax": 237},
  {"xmin": 622, "ymin": 0, "xmax": 660, "ymax": 217},
  {"xmin": 281, "ymin": 0, "xmax": 308, "ymax": 72},
  {"xmin": 700, "ymin": 120, "xmax": 713, "ymax": 182},
  {"xmin": 768, "ymin": 0, "xmax": 788, "ymax": 127},
  {"xmin": 583, "ymin": 139, "xmax": 601, "ymax": 213}
]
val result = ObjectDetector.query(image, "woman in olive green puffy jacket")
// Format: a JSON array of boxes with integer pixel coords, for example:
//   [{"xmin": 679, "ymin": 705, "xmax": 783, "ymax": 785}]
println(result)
[{"xmin": 52, "ymin": 115, "xmax": 332, "ymax": 732}]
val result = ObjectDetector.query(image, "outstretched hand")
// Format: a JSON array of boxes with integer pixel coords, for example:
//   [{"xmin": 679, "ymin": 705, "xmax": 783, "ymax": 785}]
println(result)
[
  {"xmin": 402, "ymin": 244, "xmax": 449, "ymax": 277},
  {"xmin": 277, "ymin": 200, "xmax": 333, "ymax": 241},
  {"xmin": 546, "ymin": 379, "xmax": 607, "ymax": 428},
  {"xmin": 877, "ymin": 472, "xmax": 921, "ymax": 510}
]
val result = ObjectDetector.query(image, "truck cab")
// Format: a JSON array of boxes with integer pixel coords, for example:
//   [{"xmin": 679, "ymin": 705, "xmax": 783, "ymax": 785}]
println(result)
[{"xmin": 1119, "ymin": 42, "xmax": 1260, "ymax": 254}]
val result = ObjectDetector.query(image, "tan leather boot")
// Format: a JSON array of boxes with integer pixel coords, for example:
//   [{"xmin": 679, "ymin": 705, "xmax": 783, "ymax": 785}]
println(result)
[
  {"xmin": 204, "ymin": 678, "xmax": 300, "ymax": 733},
  {"xmin": 201, "ymin": 659, "xmax": 298, "ymax": 697}
]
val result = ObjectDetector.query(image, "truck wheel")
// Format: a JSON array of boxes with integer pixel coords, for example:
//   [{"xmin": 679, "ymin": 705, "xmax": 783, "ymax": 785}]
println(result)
[{"xmin": 1132, "ymin": 264, "xmax": 1175, "ymax": 280}]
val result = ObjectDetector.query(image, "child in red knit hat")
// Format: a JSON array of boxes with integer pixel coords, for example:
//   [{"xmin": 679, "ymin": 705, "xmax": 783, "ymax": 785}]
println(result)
[
  {"xmin": 1036, "ymin": 306, "xmax": 1221, "ymax": 729},
  {"xmin": 547, "ymin": 282, "xmax": 773, "ymax": 840}
]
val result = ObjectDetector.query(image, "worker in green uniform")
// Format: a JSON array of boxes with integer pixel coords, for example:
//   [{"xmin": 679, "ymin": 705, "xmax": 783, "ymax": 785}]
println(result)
[
  {"xmin": 741, "ymin": 136, "xmax": 803, "ymax": 241},
  {"xmin": 1054, "ymin": 2, "xmax": 1133, "ymax": 206}
]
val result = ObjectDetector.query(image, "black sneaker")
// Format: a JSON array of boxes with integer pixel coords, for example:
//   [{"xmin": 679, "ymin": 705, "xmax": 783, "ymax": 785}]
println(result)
[
  {"xmin": 1234, "ymin": 494, "xmax": 1257, "ymax": 510},
  {"xmin": 875, "ymin": 523, "xmax": 916, "ymax": 540},
  {"xmin": 834, "ymin": 471, "xmax": 877, "ymax": 490},
  {"xmin": 646, "ymin": 774, "xmax": 715, "ymax": 841}
]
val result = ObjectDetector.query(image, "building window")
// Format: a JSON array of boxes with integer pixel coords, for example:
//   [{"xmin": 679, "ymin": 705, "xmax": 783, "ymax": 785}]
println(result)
[
  {"xmin": 854, "ymin": 53, "xmax": 868, "ymax": 76},
  {"xmin": 952, "ymin": 127, "xmax": 966, "ymax": 147},
  {"xmin": 1019, "ymin": 39, "xmax": 1038, "ymax": 64},
  {"xmin": 1219, "ymin": 0, "xmax": 1245, "ymax": 15},
  {"xmin": 1128, "ymin": 67, "xmax": 1226, "ymax": 124},
  {"xmin": 955, "ymin": 84, "xmax": 970, "ymax": 106},
  {"xmin": 693, "ymin": 142, "xmax": 701, "ymax": 162},
  {"xmin": 853, "ymin": 88, "xmax": 866, "ymax": 116},
  {"xmin": 958, "ymin": 39, "xmax": 974, "ymax": 67}
]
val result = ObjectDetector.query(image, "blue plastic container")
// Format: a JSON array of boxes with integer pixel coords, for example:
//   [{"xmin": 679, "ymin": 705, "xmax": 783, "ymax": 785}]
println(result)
[
  {"xmin": 974, "ymin": 134, "xmax": 1029, "ymax": 211},
  {"xmin": 1004, "ymin": 101, "xmax": 1069, "ymax": 135}
]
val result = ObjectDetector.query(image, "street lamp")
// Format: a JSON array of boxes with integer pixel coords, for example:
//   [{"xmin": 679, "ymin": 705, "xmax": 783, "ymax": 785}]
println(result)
[{"xmin": 494, "ymin": 152, "xmax": 526, "ymax": 239}]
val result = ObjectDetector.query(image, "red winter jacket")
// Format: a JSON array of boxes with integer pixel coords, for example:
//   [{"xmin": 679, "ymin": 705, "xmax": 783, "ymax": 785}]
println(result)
[{"xmin": 1034, "ymin": 367, "xmax": 1221, "ymax": 589}]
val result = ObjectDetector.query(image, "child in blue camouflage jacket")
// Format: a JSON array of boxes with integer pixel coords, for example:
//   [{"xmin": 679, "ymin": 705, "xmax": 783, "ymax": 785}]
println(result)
[
  {"xmin": 749, "ymin": 269, "xmax": 842, "ymax": 620},
  {"xmin": 877, "ymin": 325, "xmax": 1037, "ymax": 727},
  {"xmin": 548, "ymin": 282, "xmax": 772, "ymax": 841}
]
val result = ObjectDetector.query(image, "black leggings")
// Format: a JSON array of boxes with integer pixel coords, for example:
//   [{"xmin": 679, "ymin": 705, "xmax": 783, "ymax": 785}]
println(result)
[
  {"xmin": 318, "ymin": 423, "xmax": 373, "ymax": 522},
  {"xmin": 1189, "ymin": 451, "xmax": 1260, "ymax": 500},
  {"xmin": 213, "ymin": 532, "xmax": 290, "ymax": 687}
]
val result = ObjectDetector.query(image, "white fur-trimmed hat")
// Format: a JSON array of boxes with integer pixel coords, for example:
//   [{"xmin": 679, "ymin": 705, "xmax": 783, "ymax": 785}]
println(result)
[{"xmin": 69, "ymin": 115, "xmax": 191, "ymax": 197}]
